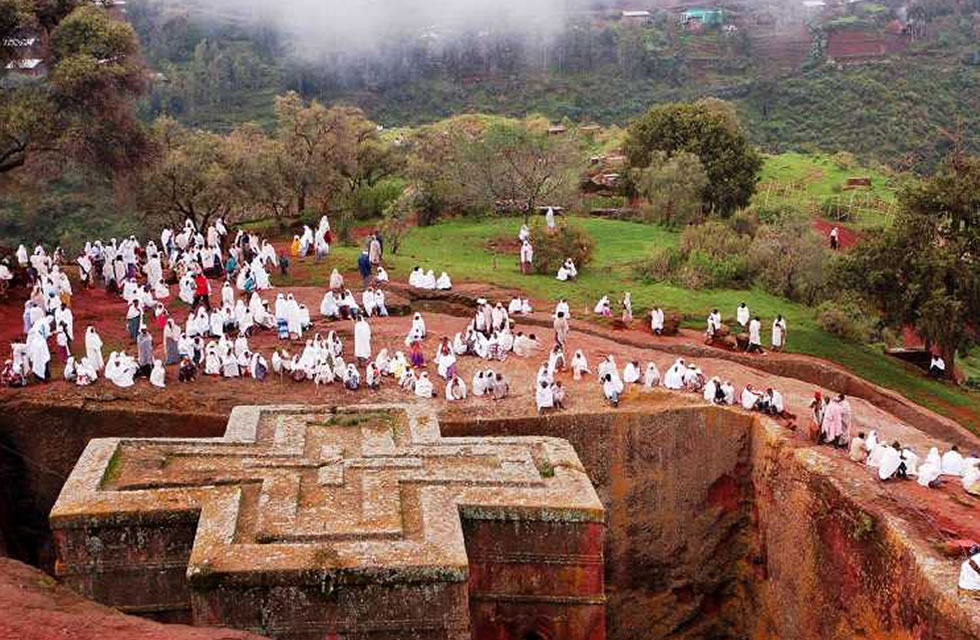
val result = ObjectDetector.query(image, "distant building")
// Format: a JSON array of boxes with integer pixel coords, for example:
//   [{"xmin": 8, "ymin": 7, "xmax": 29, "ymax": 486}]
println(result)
[
  {"xmin": 622, "ymin": 10, "xmax": 652, "ymax": 19},
  {"xmin": 4, "ymin": 58, "xmax": 46, "ymax": 77},
  {"xmin": 682, "ymin": 8, "xmax": 724, "ymax": 29}
]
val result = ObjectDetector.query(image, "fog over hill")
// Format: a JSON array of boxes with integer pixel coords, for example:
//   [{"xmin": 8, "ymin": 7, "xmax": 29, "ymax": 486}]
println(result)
[{"xmin": 170, "ymin": 0, "xmax": 581, "ymax": 56}]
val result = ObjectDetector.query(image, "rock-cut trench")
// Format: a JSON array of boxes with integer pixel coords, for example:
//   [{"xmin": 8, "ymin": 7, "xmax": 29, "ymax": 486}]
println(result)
[{"xmin": 0, "ymin": 401, "xmax": 975, "ymax": 639}]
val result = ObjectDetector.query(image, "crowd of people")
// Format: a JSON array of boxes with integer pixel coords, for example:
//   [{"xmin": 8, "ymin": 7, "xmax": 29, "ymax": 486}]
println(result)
[{"xmin": 2, "ymin": 212, "xmax": 978, "ymax": 596}]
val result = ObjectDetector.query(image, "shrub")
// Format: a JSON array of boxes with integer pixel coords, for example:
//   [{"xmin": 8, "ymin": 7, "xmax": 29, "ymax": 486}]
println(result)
[
  {"xmin": 635, "ymin": 221, "xmax": 753, "ymax": 289},
  {"xmin": 832, "ymin": 151, "xmax": 857, "ymax": 170},
  {"xmin": 529, "ymin": 223, "xmax": 596, "ymax": 275},
  {"xmin": 636, "ymin": 247, "xmax": 683, "ymax": 282},
  {"xmin": 729, "ymin": 209, "xmax": 760, "ymax": 238},
  {"xmin": 749, "ymin": 212, "xmax": 830, "ymax": 304},
  {"xmin": 816, "ymin": 297, "xmax": 875, "ymax": 342}
]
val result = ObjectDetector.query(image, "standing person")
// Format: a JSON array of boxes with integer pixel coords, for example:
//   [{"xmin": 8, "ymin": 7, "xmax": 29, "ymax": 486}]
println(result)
[
  {"xmin": 736, "ymin": 303, "xmax": 750, "ymax": 329},
  {"xmin": 553, "ymin": 311, "xmax": 569, "ymax": 351},
  {"xmin": 808, "ymin": 391, "xmax": 825, "ymax": 443},
  {"xmin": 368, "ymin": 234, "xmax": 382, "ymax": 270},
  {"xmin": 747, "ymin": 317, "xmax": 763, "ymax": 354},
  {"xmin": 622, "ymin": 292, "xmax": 633, "ymax": 324},
  {"xmin": 520, "ymin": 240, "xmax": 534, "ymax": 275},
  {"xmin": 126, "ymin": 300, "xmax": 142, "ymax": 343},
  {"xmin": 829, "ymin": 226, "xmax": 840, "ymax": 250},
  {"xmin": 85, "ymin": 327, "xmax": 104, "ymax": 371},
  {"xmin": 354, "ymin": 314, "xmax": 372, "ymax": 365},
  {"xmin": 192, "ymin": 270, "xmax": 210, "ymax": 311},
  {"xmin": 771, "ymin": 315, "xmax": 787, "ymax": 352},
  {"xmin": 821, "ymin": 395, "xmax": 845, "ymax": 447},
  {"xmin": 545, "ymin": 207, "xmax": 556, "ymax": 231},
  {"xmin": 357, "ymin": 251, "xmax": 372, "ymax": 286},
  {"xmin": 137, "ymin": 327, "xmax": 154, "ymax": 378},
  {"xmin": 650, "ymin": 306, "xmax": 665, "ymax": 336}
]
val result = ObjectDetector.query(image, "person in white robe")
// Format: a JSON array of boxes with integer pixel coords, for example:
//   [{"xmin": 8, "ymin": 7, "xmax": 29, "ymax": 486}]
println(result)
[
  {"xmin": 75, "ymin": 357, "xmax": 97, "ymax": 385},
  {"xmin": 571, "ymin": 350, "xmax": 590, "ymax": 380},
  {"xmin": 85, "ymin": 327, "xmax": 104, "ymax": 370},
  {"xmin": 354, "ymin": 317, "xmax": 372, "ymax": 362},
  {"xmin": 150, "ymin": 360, "xmax": 166, "ymax": 388},
  {"xmin": 644, "ymin": 363, "xmax": 661, "ymax": 388},
  {"xmin": 878, "ymin": 443, "xmax": 904, "ymax": 480},
  {"xmin": 622, "ymin": 292, "xmax": 633, "ymax": 324},
  {"xmin": 421, "ymin": 270, "xmax": 437, "ymax": 290},
  {"xmin": 520, "ymin": 241, "xmax": 534, "ymax": 275},
  {"xmin": 602, "ymin": 373, "xmax": 624, "ymax": 408},
  {"xmin": 55, "ymin": 306, "xmax": 74, "ymax": 343},
  {"xmin": 704, "ymin": 377, "xmax": 721, "ymax": 404},
  {"xmin": 221, "ymin": 351, "xmax": 240, "ymax": 378},
  {"xmin": 593, "ymin": 296, "xmax": 611, "ymax": 316},
  {"xmin": 26, "ymin": 323, "xmax": 50, "ymax": 380},
  {"xmin": 508, "ymin": 298, "xmax": 523, "ymax": 315},
  {"xmin": 663, "ymin": 359, "xmax": 685, "ymax": 390},
  {"xmin": 320, "ymin": 291, "xmax": 340, "ymax": 318},
  {"xmin": 410, "ymin": 313, "xmax": 426, "ymax": 340},
  {"xmin": 536, "ymin": 380, "xmax": 554, "ymax": 413},
  {"xmin": 916, "ymin": 447, "xmax": 942, "ymax": 487},
  {"xmin": 545, "ymin": 207, "xmax": 556, "ymax": 230},
  {"xmin": 298, "ymin": 304, "xmax": 311, "ymax": 332},
  {"xmin": 748, "ymin": 317, "xmax": 763, "ymax": 353},
  {"xmin": 108, "ymin": 353, "xmax": 137, "ymax": 388},
  {"xmin": 362, "ymin": 288, "xmax": 377, "ymax": 317},
  {"xmin": 519, "ymin": 224, "xmax": 530, "ymax": 242},
  {"xmin": 436, "ymin": 272, "xmax": 452, "ymax": 290},
  {"xmin": 285, "ymin": 294, "xmax": 302, "ymax": 338},
  {"xmin": 415, "ymin": 372, "xmax": 434, "ymax": 398},
  {"xmin": 958, "ymin": 546, "xmax": 980, "ymax": 593},
  {"xmin": 554, "ymin": 299, "xmax": 568, "ymax": 319},
  {"xmin": 597, "ymin": 355, "xmax": 616, "ymax": 382},
  {"xmin": 772, "ymin": 315, "xmax": 787, "ymax": 351},
  {"xmin": 376, "ymin": 266, "xmax": 389, "ymax": 283},
  {"xmin": 408, "ymin": 267, "xmax": 423, "ymax": 288},
  {"xmin": 942, "ymin": 447, "xmax": 965, "ymax": 476},
  {"xmin": 221, "ymin": 281, "xmax": 235, "ymax": 309},
  {"xmin": 329, "ymin": 268, "xmax": 345, "ymax": 290},
  {"xmin": 736, "ymin": 303, "xmax": 750, "ymax": 328},
  {"xmin": 623, "ymin": 361, "xmax": 641, "ymax": 384},
  {"xmin": 204, "ymin": 347, "xmax": 222, "ymax": 375},
  {"xmin": 472, "ymin": 371, "xmax": 488, "ymax": 397},
  {"xmin": 651, "ymin": 307, "xmax": 665, "ymax": 335},
  {"xmin": 556, "ymin": 259, "xmax": 575, "ymax": 281},
  {"xmin": 446, "ymin": 376, "xmax": 467, "ymax": 401},
  {"xmin": 720, "ymin": 381, "xmax": 736, "ymax": 405},
  {"xmin": 682, "ymin": 364, "xmax": 704, "ymax": 391},
  {"xmin": 740, "ymin": 385, "xmax": 760, "ymax": 410}
]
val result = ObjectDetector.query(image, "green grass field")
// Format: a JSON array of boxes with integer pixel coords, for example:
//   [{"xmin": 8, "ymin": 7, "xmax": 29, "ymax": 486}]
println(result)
[
  {"xmin": 320, "ymin": 214, "xmax": 979, "ymax": 432},
  {"xmin": 753, "ymin": 152, "xmax": 903, "ymax": 230}
]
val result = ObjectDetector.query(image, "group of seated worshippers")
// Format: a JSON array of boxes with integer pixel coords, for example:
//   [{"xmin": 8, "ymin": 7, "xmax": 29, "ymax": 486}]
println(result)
[
  {"xmin": 408, "ymin": 267, "xmax": 452, "ymax": 290},
  {"xmin": 847, "ymin": 429, "xmax": 980, "ymax": 490},
  {"xmin": 508, "ymin": 296, "xmax": 534, "ymax": 315},
  {"xmin": 320, "ymin": 286, "xmax": 388, "ymax": 321}
]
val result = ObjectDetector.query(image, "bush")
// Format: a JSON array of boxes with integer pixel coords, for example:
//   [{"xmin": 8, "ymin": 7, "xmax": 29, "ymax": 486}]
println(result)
[
  {"xmin": 634, "ymin": 221, "xmax": 753, "ymax": 289},
  {"xmin": 346, "ymin": 178, "xmax": 407, "ymax": 220},
  {"xmin": 729, "ymin": 209, "xmax": 760, "ymax": 238},
  {"xmin": 529, "ymin": 223, "xmax": 596, "ymax": 275},
  {"xmin": 749, "ymin": 212, "xmax": 830, "ymax": 304},
  {"xmin": 832, "ymin": 151, "xmax": 857, "ymax": 170},
  {"xmin": 636, "ymin": 247, "xmax": 683, "ymax": 282},
  {"xmin": 816, "ymin": 297, "xmax": 874, "ymax": 342}
]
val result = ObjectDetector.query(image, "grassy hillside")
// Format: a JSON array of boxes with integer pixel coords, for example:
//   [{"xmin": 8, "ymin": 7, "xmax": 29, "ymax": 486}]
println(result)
[{"xmin": 318, "ymin": 215, "xmax": 979, "ymax": 433}]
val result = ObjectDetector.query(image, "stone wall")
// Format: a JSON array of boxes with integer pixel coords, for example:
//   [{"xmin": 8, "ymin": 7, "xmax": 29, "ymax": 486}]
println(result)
[
  {"xmin": 0, "ymin": 400, "xmax": 228, "ymax": 571},
  {"xmin": 442, "ymin": 406, "xmax": 758, "ymax": 640}
]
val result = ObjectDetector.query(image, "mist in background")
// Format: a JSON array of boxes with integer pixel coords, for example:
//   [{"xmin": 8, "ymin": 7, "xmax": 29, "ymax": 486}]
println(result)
[{"xmin": 173, "ymin": 0, "xmax": 578, "ymax": 57}]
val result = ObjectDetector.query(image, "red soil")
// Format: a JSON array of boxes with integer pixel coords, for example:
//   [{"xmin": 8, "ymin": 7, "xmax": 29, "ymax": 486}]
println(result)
[
  {"xmin": 0, "ymin": 557, "xmax": 266, "ymax": 640},
  {"xmin": 813, "ymin": 218, "xmax": 861, "ymax": 250}
]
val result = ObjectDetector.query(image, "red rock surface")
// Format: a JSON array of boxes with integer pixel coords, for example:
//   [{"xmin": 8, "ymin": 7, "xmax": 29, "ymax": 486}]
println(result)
[{"xmin": 0, "ymin": 556, "xmax": 266, "ymax": 640}]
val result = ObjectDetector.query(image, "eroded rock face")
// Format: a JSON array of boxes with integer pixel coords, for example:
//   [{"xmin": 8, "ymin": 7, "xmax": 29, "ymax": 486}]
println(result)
[
  {"xmin": 49, "ymin": 405, "xmax": 606, "ymax": 640},
  {"xmin": 0, "ymin": 556, "xmax": 266, "ymax": 640},
  {"xmin": 2, "ymin": 401, "xmax": 978, "ymax": 639}
]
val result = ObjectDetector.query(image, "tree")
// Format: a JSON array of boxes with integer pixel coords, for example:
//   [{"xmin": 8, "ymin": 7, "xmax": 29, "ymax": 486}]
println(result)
[
  {"xmin": 134, "ymin": 117, "xmax": 236, "ymax": 231},
  {"xmin": 332, "ymin": 105, "xmax": 401, "ymax": 198},
  {"xmin": 273, "ymin": 91, "xmax": 344, "ymax": 215},
  {"xmin": 748, "ymin": 210, "xmax": 829, "ymax": 304},
  {"xmin": 225, "ymin": 123, "xmax": 291, "ymax": 222},
  {"xmin": 838, "ymin": 155, "xmax": 980, "ymax": 377},
  {"xmin": 624, "ymin": 101, "xmax": 762, "ymax": 217},
  {"xmin": 635, "ymin": 150, "xmax": 707, "ymax": 226},
  {"xmin": 454, "ymin": 121, "xmax": 577, "ymax": 223},
  {"xmin": 1, "ymin": 4, "xmax": 148, "ymax": 175}
]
